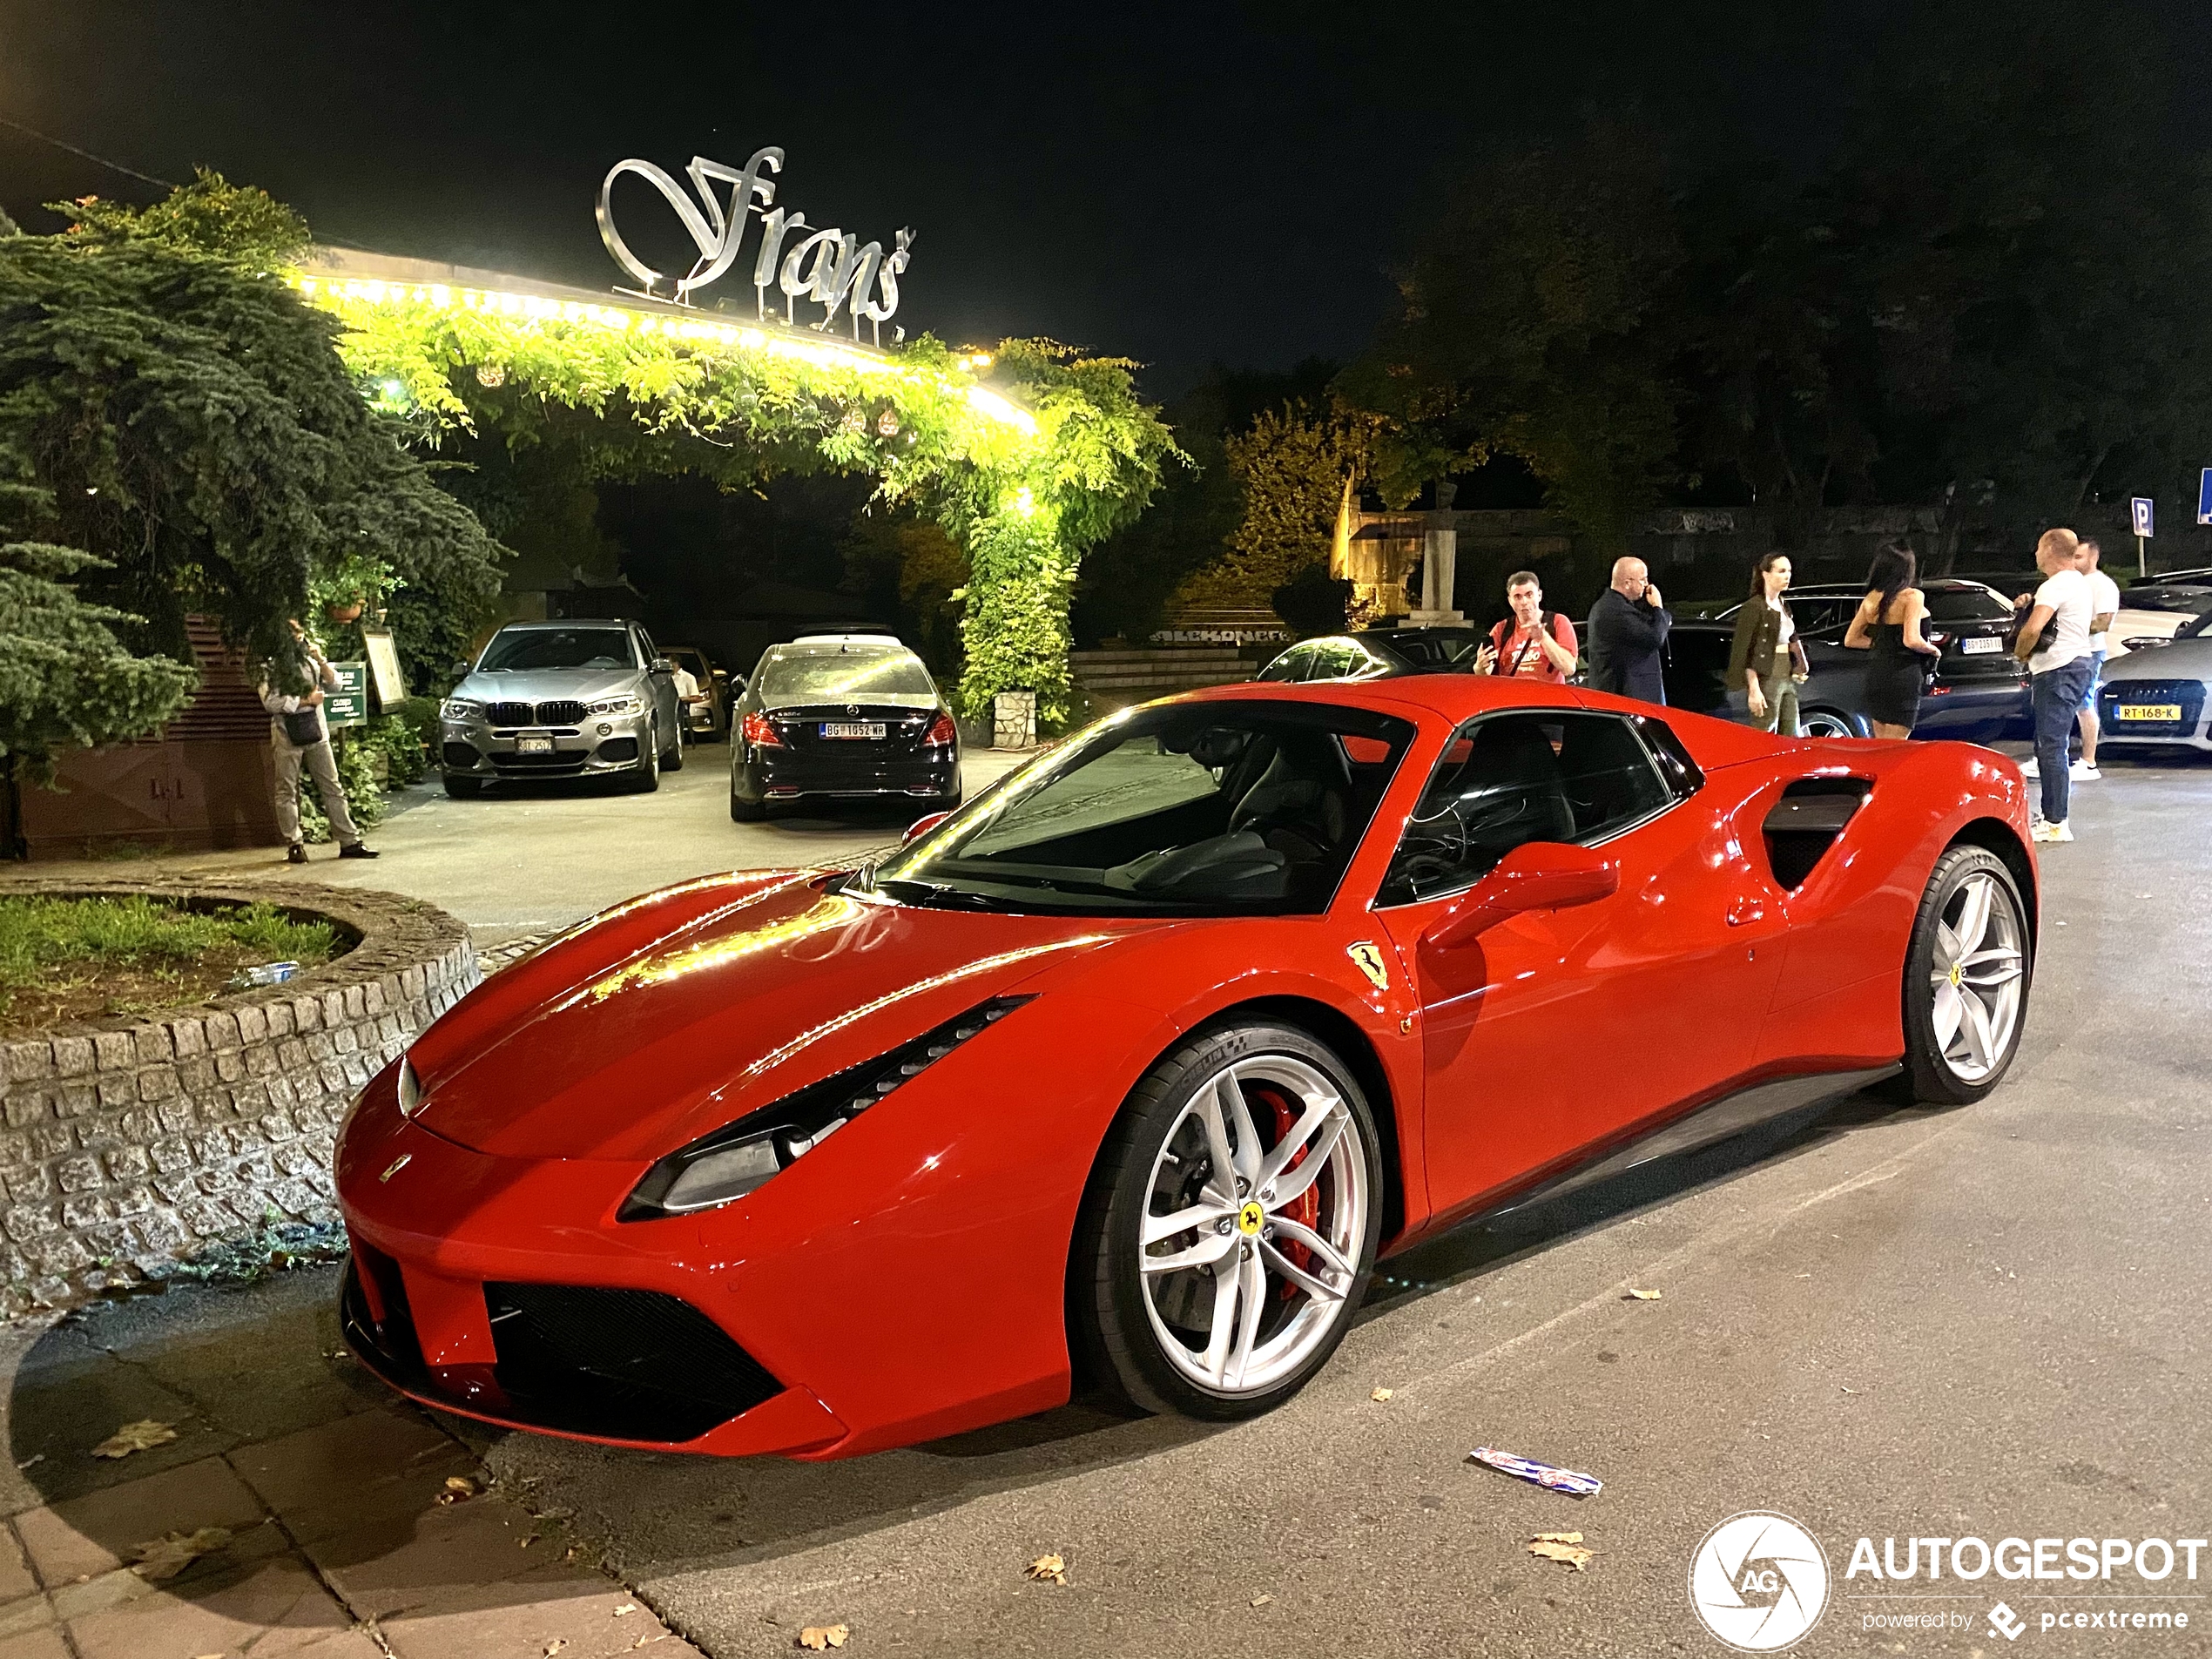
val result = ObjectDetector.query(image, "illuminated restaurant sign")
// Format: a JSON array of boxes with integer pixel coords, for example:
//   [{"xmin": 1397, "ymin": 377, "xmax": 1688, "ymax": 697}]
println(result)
[{"xmin": 595, "ymin": 145, "xmax": 914, "ymax": 342}]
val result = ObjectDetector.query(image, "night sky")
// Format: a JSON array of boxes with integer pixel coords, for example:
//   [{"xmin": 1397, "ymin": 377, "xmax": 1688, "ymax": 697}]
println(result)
[{"xmin": 3, "ymin": 3, "xmax": 2209, "ymax": 398}]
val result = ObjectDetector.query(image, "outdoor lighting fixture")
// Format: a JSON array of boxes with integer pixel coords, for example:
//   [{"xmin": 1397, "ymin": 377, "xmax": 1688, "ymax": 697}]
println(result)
[
  {"xmin": 475, "ymin": 363, "xmax": 506, "ymax": 388},
  {"xmin": 876, "ymin": 408, "xmax": 900, "ymax": 437}
]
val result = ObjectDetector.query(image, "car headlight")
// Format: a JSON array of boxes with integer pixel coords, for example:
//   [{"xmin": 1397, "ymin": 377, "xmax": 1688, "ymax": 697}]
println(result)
[
  {"xmin": 588, "ymin": 693, "xmax": 644, "ymax": 716},
  {"xmin": 442, "ymin": 698, "xmax": 482, "ymax": 719},
  {"xmin": 618, "ymin": 995, "xmax": 1034, "ymax": 1220}
]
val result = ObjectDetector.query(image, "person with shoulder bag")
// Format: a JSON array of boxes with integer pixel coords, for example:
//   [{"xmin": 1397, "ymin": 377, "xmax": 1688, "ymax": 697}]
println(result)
[
  {"xmin": 1479, "ymin": 570, "xmax": 1580, "ymax": 683},
  {"xmin": 1726, "ymin": 552, "xmax": 1811, "ymax": 734},
  {"xmin": 259, "ymin": 618, "xmax": 378, "ymax": 864}
]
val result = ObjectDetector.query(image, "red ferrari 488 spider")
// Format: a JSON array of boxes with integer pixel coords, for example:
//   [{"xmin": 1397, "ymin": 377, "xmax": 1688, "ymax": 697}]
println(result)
[{"xmin": 337, "ymin": 675, "xmax": 2036, "ymax": 1458}]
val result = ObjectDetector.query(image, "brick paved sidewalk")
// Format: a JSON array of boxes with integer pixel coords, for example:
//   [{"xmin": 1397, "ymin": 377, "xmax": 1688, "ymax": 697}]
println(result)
[{"xmin": 1, "ymin": 1268, "xmax": 705, "ymax": 1659}]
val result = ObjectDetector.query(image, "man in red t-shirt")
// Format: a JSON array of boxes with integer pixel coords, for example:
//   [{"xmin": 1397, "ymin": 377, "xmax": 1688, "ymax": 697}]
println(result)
[{"xmin": 1482, "ymin": 570, "xmax": 1580, "ymax": 683}]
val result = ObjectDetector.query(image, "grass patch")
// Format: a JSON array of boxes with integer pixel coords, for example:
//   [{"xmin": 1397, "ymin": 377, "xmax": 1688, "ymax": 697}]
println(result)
[{"xmin": 0, "ymin": 894, "xmax": 341, "ymax": 1035}]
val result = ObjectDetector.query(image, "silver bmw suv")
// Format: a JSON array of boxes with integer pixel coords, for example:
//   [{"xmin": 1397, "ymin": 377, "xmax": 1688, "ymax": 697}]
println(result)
[{"xmin": 440, "ymin": 620, "xmax": 683, "ymax": 797}]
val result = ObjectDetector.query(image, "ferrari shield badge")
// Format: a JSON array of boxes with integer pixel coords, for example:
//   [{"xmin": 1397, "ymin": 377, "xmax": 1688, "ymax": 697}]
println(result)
[{"xmin": 1346, "ymin": 941, "xmax": 1390, "ymax": 992}]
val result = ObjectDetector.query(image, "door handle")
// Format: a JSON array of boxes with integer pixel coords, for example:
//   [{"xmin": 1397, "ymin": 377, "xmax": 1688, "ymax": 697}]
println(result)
[{"xmin": 1726, "ymin": 897, "xmax": 1766, "ymax": 927}]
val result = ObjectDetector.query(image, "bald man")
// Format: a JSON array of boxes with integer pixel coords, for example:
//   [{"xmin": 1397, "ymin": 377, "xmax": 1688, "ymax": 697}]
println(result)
[{"xmin": 1586, "ymin": 556, "xmax": 1673, "ymax": 703}]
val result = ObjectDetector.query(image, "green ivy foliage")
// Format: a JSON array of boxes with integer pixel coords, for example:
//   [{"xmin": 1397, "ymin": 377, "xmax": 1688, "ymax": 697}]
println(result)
[{"xmin": 310, "ymin": 286, "xmax": 1180, "ymax": 721}]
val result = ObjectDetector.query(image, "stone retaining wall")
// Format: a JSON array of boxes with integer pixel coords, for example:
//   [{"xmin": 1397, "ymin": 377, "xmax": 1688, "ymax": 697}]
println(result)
[{"xmin": 0, "ymin": 880, "xmax": 479, "ymax": 1318}]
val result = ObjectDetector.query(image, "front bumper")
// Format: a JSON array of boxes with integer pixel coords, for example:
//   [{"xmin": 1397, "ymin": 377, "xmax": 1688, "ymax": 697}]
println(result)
[
  {"xmin": 2096, "ymin": 676, "xmax": 2212, "ymax": 749},
  {"xmin": 441, "ymin": 711, "xmax": 651, "ymax": 780}
]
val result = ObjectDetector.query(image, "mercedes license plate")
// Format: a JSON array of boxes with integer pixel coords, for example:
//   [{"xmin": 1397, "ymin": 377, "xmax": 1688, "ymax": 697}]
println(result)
[
  {"xmin": 1960, "ymin": 635, "xmax": 2003, "ymax": 654},
  {"xmin": 821, "ymin": 722, "xmax": 887, "ymax": 740},
  {"xmin": 516, "ymin": 734, "xmax": 554, "ymax": 754},
  {"xmin": 2117, "ymin": 703, "xmax": 2182, "ymax": 723}
]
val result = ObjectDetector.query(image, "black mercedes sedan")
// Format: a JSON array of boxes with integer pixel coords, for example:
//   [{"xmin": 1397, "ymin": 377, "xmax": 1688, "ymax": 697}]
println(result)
[{"xmin": 728, "ymin": 634, "xmax": 961, "ymax": 820}]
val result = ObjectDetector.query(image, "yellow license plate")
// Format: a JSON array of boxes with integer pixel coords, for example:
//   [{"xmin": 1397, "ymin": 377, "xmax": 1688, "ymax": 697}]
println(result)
[{"xmin": 2117, "ymin": 704, "xmax": 2182, "ymax": 722}]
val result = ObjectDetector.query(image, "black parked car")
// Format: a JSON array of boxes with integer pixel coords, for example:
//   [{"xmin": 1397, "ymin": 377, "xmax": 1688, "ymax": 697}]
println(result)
[
  {"xmin": 728, "ymin": 634, "xmax": 961, "ymax": 820},
  {"xmin": 1659, "ymin": 622, "xmax": 1874, "ymax": 737},
  {"xmin": 1255, "ymin": 626, "xmax": 1489, "ymax": 683},
  {"xmin": 1707, "ymin": 579, "xmax": 2028, "ymax": 741},
  {"xmin": 2124, "ymin": 566, "xmax": 2212, "ymax": 614}
]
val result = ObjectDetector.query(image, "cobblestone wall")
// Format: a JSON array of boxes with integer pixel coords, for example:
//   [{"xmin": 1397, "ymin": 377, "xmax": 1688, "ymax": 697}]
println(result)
[{"xmin": 0, "ymin": 880, "xmax": 479, "ymax": 1318}]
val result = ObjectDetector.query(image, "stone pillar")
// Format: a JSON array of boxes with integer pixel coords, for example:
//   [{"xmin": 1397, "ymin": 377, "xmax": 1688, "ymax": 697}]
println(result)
[{"xmin": 1410, "ymin": 481, "xmax": 1465, "ymax": 625}]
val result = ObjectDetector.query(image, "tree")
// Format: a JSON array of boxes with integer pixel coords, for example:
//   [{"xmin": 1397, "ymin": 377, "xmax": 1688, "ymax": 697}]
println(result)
[
  {"xmin": 0, "ymin": 197, "xmax": 503, "ymax": 678},
  {"xmin": 57, "ymin": 167, "xmax": 309, "ymax": 267},
  {"xmin": 1176, "ymin": 407, "xmax": 1365, "ymax": 611},
  {"xmin": 1345, "ymin": 123, "xmax": 1685, "ymax": 550}
]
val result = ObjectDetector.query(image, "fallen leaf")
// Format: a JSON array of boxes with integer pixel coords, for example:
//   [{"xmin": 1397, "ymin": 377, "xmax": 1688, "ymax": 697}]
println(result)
[
  {"xmin": 1528, "ymin": 1535, "xmax": 1594, "ymax": 1571},
  {"xmin": 519, "ymin": 1534, "xmax": 537, "ymax": 1548},
  {"xmin": 1026, "ymin": 1552, "xmax": 1069, "ymax": 1585},
  {"xmin": 91, "ymin": 1420, "xmax": 177, "ymax": 1460},
  {"xmin": 1370, "ymin": 1387, "xmax": 1393, "ymax": 1402},
  {"xmin": 1624, "ymin": 1288, "xmax": 1662, "ymax": 1301},
  {"xmin": 1531, "ymin": 1531, "xmax": 1583, "ymax": 1544},
  {"xmin": 130, "ymin": 1526, "xmax": 232, "ymax": 1581},
  {"xmin": 14, "ymin": 1453, "xmax": 43, "ymax": 1470},
  {"xmin": 1251, "ymin": 1593, "xmax": 1274, "ymax": 1607},
  {"xmin": 797, "ymin": 1626, "xmax": 849, "ymax": 1651},
  {"xmin": 437, "ymin": 1475, "xmax": 480, "ymax": 1505},
  {"xmin": 614, "ymin": 1604, "xmax": 638, "ymax": 1617},
  {"xmin": 543, "ymin": 1643, "xmax": 566, "ymax": 1658}
]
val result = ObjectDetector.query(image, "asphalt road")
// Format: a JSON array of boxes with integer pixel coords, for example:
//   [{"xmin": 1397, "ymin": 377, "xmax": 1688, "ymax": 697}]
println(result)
[{"xmin": 12, "ymin": 744, "xmax": 2211, "ymax": 1656}]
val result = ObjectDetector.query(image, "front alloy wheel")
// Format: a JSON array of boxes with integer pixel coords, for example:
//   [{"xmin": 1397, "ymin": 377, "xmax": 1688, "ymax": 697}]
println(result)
[
  {"xmin": 1904, "ymin": 846, "xmax": 2030, "ymax": 1103},
  {"xmin": 1076, "ymin": 1023, "xmax": 1379, "ymax": 1419}
]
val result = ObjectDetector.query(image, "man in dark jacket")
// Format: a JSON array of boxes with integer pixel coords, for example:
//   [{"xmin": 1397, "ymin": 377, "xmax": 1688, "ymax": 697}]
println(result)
[{"xmin": 1585, "ymin": 556, "xmax": 1673, "ymax": 703}]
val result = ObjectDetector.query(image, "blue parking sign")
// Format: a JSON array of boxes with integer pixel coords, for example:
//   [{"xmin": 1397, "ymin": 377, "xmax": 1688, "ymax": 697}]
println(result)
[
  {"xmin": 2132, "ymin": 496, "xmax": 2154, "ymax": 537},
  {"xmin": 2199, "ymin": 469, "xmax": 2212, "ymax": 525}
]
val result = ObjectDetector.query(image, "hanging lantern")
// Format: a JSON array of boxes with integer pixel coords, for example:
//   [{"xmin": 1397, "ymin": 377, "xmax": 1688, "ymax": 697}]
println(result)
[
  {"xmin": 876, "ymin": 408, "xmax": 900, "ymax": 438},
  {"xmin": 840, "ymin": 408, "xmax": 867, "ymax": 436},
  {"xmin": 475, "ymin": 363, "xmax": 507, "ymax": 388}
]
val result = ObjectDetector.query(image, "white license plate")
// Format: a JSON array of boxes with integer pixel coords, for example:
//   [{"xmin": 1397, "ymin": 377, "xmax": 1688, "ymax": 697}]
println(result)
[
  {"xmin": 516, "ymin": 735, "xmax": 554, "ymax": 754},
  {"xmin": 1960, "ymin": 636, "xmax": 2003, "ymax": 654},
  {"xmin": 2117, "ymin": 704, "xmax": 2183, "ymax": 722},
  {"xmin": 820, "ymin": 722, "xmax": 887, "ymax": 740}
]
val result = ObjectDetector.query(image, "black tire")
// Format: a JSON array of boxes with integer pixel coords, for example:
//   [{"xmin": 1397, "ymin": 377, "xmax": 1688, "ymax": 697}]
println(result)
[
  {"xmin": 1903, "ymin": 845, "xmax": 2032, "ymax": 1105},
  {"xmin": 1800, "ymin": 708, "xmax": 1860, "ymax": 739},
  {"xmin": 662, "ymin": 728, "xmax": 684, "ymax": 771},
  {"xmin": 729, "ymin": 761, "xmax": 765, "ymax": 821},
  {"xmin": 442, "ymin": 773, "xmax": 482, "ymax": 799},
  {"xmin": 628, "ymin": 727, "xmax": 661, "ymax": 793},
  {"xmin": 1070, "ymin": 1021, "xmax": 1382, "ymax": 1420}
]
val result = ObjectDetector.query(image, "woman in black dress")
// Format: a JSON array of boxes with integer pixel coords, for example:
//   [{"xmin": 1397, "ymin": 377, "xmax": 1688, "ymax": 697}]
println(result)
[{"xmin": 1843, "ymin": 540, "xmax": 1943, "ymax": 738}]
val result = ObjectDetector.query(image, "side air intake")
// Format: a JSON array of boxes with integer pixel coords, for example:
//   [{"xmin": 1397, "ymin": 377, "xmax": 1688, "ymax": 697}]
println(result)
[{"xmin": 1762, "ymin": 778, "xmax": 1871, "ymax": 891}]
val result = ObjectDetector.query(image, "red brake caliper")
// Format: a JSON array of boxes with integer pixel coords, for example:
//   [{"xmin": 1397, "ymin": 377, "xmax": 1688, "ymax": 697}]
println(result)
[{"xmin": 1264, "ymin": 1089, "xmax": 1321, "ymax": 1299}]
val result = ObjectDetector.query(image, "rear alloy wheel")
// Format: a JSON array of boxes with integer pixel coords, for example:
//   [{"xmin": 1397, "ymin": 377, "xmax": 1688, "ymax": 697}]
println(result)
[
  {"xmin": 1800, "ymin": 709, "xmax": 1858, "ymax": 738},
  {"xmin": 1904, "ymin": 846, "xmax": 2030, "ymax": 1104},
  {"xmin": 1075, "ymin": 1022, "xmax": 1380, "ymax": 1420}
]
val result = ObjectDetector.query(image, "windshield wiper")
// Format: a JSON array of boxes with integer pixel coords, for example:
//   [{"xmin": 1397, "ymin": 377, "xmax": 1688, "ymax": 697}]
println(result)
[{"xmin": 876, "ymin": 878, "xmax": 1026, "ymax": 913}]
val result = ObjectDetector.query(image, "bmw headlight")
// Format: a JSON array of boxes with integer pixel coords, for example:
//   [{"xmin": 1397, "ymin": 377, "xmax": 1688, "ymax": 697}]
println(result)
[
  {"xmin": 441, "ymin": 698, "xmax": 483, "ymax": 720},
  {"xmin": 588, "ymin": 693, "xmax": 644, "ymax": 716},
  {"xmin": 619, "ymin": 995, "xmax": 1034, "ymax": 1219}
]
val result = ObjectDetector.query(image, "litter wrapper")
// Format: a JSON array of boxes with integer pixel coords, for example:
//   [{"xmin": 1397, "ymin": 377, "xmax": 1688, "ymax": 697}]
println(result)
[
  {"xmin": 226, "ymin": 961, "xmax": 302, "ymax": 991},
  {"xmin": 1469, "ymin": 1446, "xmax": 1603, "ymax": 1496}
]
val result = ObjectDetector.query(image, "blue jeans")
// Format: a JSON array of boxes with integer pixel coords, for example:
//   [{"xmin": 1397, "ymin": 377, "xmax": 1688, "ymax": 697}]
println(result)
[{"xmin": 2032, "ymin": 658, "xmax": 2095, "ymax": 823}]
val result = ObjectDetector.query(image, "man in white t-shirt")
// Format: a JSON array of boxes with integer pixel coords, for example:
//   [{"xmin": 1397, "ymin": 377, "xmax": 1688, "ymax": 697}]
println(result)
[
  {"xmin": 2012, "ymin": 528, "xmax": 2096, "ymax": 841},
  {"xmin": 2071, "ymin": 537, "xmax": 2121, "ymax": 780}
]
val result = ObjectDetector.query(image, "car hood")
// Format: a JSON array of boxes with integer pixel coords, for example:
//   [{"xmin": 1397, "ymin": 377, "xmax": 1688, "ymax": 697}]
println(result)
[
  {"xmin": 2099, "ymin": 637, "xmax": 2212, "ymax": 681},
  {"xmin": 406, "ymin": 872, "xmax": 1150, "ymax": 1161},
  {"xmin": 457, "ymin": 668, "xmax": 642, "ymax": 705}
]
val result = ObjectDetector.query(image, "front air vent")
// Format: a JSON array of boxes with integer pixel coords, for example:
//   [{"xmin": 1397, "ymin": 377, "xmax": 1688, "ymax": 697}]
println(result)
[{"xmin": 1762, "ymin": 778, "xmax": 1871, "ymax": 891}]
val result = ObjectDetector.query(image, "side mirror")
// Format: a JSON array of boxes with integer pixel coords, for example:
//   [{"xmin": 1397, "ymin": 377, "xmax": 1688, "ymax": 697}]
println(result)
[
  {"xmin": 903, "ymin": 811, "xmax": 952, "ymax": 846},
  {"xmin": 1422, "ymin": 842, "xmax": 1618, "ymax": 953},
  {"xmin": 451, "ymin": 660, "xmax": 472, "ymax": 680},
  {"xmin": 712, "ymin": 668, "xmax": 730, "ymax": 681},
  {"xmin": 651, "ymin": 657, "xmax": 676, "ymax": 675}
]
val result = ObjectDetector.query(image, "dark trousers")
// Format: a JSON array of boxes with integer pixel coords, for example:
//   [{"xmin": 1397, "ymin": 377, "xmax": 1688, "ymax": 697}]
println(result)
[{"xmin": 2032, "ymin": 658, "xmax": 2094, "ymax": 824}]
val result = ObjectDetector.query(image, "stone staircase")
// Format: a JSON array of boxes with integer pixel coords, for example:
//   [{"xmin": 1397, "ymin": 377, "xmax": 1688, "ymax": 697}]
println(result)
[{"xmin": 1070, "ymin": 644, "xmax": 1254, "ymax": 699}]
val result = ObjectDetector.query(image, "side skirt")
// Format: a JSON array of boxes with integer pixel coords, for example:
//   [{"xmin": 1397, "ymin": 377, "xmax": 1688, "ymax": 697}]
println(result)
[{"xmin": 1482, "ymin": 1064, "xmax": 1900, "ymax": 1220}]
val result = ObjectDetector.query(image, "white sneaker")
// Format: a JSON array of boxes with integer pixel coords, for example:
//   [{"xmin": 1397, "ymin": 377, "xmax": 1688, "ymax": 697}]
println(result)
[
  {"xmin": 2031, "ymin": 819, "xmax": 2074, "ymax": 843},
  {"xmin": 2020, "ymin": 758, "xmax": 2040, "ymax": 778},
  {"xmin": 2071, "ymin": 761, "xmax": 2100, "ymax": 780}
]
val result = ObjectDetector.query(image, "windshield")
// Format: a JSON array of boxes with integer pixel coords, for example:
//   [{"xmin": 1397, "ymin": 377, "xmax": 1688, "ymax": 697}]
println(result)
[
  {"xmin": 478, "ymin": 628, "xmax": 633, "ymax": 672},
  {"xmin": 761, "ymin": 649, "xmax": 934, "ymax": 702},
  {"xmin": 870, "ymin": 701, "xmax": 1416, "ymax": 915}
]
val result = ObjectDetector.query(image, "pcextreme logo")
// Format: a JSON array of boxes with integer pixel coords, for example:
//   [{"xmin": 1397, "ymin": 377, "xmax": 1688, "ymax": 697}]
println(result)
[{"xmin": 1689, "ymin": 1511, "xmax": 1832, "ymax": 1651}]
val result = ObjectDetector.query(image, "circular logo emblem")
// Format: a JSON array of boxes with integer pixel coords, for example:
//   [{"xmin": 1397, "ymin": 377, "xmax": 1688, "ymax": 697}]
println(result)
[
  {"xmin": 1689, "ymin": 1512, "xmax": 1830, "ymax": 1652},
  {"xmin": 1237, "ymin": 1201, "xmax": 1265, "ymax": 1236}
]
